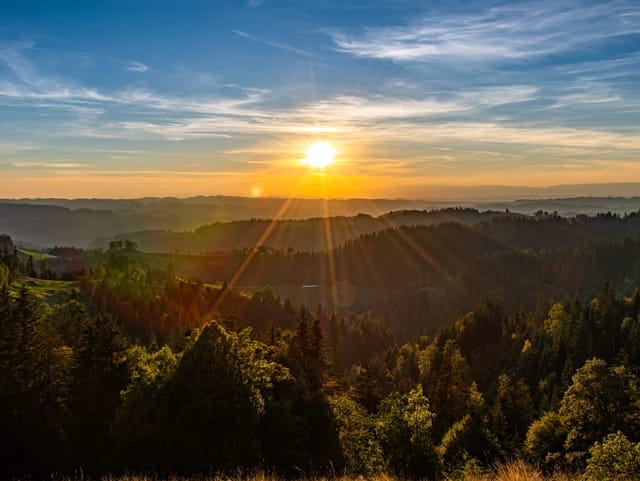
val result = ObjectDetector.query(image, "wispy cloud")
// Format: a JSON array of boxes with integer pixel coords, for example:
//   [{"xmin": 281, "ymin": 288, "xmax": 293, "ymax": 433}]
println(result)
[
  {"xmin": 126, "ymin": 60, "xmax": 149, "ymax": 72},
  {"xmin": 233, "ymin": 29, "xmax": 313, "ymax": 57},
  {"xmin": 552, "ymin": 52, "xmax": 640, "ymax": 84},
  {"xmin": 0, "ymin": 142, "xmax": 39, "ymax": 154},
  {"xmin": 60, "ymin": 84, "xmax": 535, "ymax": 141},
  {"xmin": 330, "ymin": 2, "xmax": 640, "ymax": 63},
  {"xmin": 77, "ymin": 92, "xmax": 640, "ymax": 156},
  {"xmin": 0, "ymin": 42, "xmax": 270, "ymax": 117},
  {"xmin": 247, "ymin": 0, "xmax": 265, "ymax": 7},
  {"xmin": 547, "ymin": 86, "xmax": 625, "ymax": 110},
  {"xmin": 0, "ymin": 41, "xmax": 114, "ymax": 105},
  {"xmin": 284, "ymin": 86, "xmax": 538, "ymax": 124},
  {"xmin": 356, "ymin": 122, "xmax": 640, "ymax": 152},
  {"xmin": 13, "ymin": 161, "xmax": 90, "ymax": 168},
  {"xmin": 0, "ymin": 40, "xmax": 40, "ymax": 86}
]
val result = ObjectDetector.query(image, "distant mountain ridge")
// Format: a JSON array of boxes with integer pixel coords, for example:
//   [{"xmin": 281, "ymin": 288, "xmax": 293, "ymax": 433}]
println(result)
[{"xmin": 2, "ymin": 194, "xmax": 640, "ymax": 248}]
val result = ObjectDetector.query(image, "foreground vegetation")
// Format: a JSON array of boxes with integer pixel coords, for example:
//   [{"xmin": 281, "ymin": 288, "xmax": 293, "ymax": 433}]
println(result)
[
  {"xmin": 33, "ymin": 462, "xmax": 628, "ymax": 481},
  {"xmin": 2, "ymin": 224, "xmax": 640, "ymax": 480}
]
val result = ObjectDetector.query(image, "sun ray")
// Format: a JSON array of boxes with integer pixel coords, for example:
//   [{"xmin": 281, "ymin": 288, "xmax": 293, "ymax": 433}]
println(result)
[
  {"xmin": 209, "ymin": 173, "xmax": 310, "ymax": 316},
  {"xmin": 321, "ymin": 183, "xmax": 339, "ymax": 310},
  {"xmin": 383, "ymin": 220, "xmax": 448, "ymax": 280}
]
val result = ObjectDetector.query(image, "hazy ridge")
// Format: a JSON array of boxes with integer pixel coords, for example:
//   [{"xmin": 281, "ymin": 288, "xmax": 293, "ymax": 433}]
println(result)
[{"xmin": 3, "ymin": 193, "xmax": 640, "ymax": 248}]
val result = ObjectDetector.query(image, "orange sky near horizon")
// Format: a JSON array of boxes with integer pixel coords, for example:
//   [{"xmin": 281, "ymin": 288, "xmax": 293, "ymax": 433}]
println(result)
[
  {"xmin": 2, "ymin": 1, "xmax": 640, "ymax": 201},
  {"xmin": 5, "ymin": 160, "xmax": 640, "ymax": 200}
]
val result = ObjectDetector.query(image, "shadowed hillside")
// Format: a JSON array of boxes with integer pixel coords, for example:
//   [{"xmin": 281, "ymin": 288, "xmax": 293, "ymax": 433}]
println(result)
[
  {"xmin": 105, "ymin": 208, "xmax": 500, "ymax": 253},
  {"xmin": 4, "ymin": 195, "xmax": 640, "ymax": 248}
]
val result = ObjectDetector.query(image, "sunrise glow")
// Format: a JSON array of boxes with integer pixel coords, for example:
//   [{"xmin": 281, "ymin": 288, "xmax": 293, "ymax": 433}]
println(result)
[
  {"xmin": 0, "ymin": 1, "xmax": 638, "ymax": 198},
  {"xmin": 302, "ymin": 142, "xmax": 336, "ymax": 169}
]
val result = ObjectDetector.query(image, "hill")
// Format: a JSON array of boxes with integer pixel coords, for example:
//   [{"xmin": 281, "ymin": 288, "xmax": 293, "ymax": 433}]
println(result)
[
  {"xmin": 104, "ymin": 208, "xmax": 501, "ymax": 253},
  {"xmin": 133, "ymin": 213, "xmax": 640, "ymax": 340},
  {"xmin": 3, "ymin": 195, "xmax": 640, "ymax": 248}
]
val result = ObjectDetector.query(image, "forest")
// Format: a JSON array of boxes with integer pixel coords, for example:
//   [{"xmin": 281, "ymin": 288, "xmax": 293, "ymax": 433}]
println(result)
[{"xmin": 1, "ymin": 210, "xmax": 640, "ymax": 480}]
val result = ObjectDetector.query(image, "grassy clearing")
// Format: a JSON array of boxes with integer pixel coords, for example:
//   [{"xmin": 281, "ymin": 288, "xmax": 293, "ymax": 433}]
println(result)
[
  {"xmin": 16, "ymin": 247, "xmax": 57, "ymax": 260},
  {"xmin": 236, "ymin": 282, "xmax": 358, "ymax": 309},
  {"xmin": 11, "ymin": 277, "xmax": 78, "ymax": 305}
]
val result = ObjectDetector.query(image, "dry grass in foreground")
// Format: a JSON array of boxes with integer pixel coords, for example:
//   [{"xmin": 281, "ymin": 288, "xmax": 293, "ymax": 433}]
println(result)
[
  {"xmin": 56, "ymin": 462, "xmax": 581, "ymax": 481},
  {"xmin": 457, "ymin": 461, "xmax": 575, "ymax": 481}
]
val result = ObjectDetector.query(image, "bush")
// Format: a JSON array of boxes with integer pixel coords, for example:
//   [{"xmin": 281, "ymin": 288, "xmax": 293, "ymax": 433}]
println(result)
[
  {"xmin": 525, "ymin": 412, "xmax": 567, "ymax": 469},
  {"xmin": 376, "ymin": 386, "xmax": 441, "ymax": 479},
  {"xmin": 583, "ymin": 432, "xmax": 640, "ymax": 481},
  {"xmin": 559, "ymin": 359, "xmax": 640, "ymax": 465},
  {"xmin": 330, "ymin": 395, "xmax": 384, "ymax": 475}
]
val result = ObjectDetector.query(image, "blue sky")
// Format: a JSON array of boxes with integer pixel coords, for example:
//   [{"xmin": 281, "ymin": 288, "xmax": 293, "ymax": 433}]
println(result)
[{"xmin": 0, "ymin": 0, "xmax": 639, "ymax": 198}]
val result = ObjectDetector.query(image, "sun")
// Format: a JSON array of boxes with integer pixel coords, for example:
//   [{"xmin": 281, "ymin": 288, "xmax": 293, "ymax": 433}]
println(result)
[{"xmin": 302, "ymin": 141, "xmax": 335, "ymax": 168}]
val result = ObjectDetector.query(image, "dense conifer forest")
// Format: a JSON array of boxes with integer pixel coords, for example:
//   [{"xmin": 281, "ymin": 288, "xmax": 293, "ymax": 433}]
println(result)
[{"xmin": 1, "ymin": 212, "xmax": 640, "ymax": 480}]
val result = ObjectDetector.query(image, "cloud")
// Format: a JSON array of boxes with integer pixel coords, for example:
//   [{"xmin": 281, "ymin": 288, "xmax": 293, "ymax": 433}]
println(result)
[
  {"xmin": 1, "ymin": 32, "xmax": 638, "ymax": 179},
  {"xmin": 0, "ymin": 42, "xmax": 270, "ymax": 118},
  {"xmin": 0, "ymin": 142, "xmax": 39, "ymax": 154},
  {"xmin": 13, "ymin": 162, "xmax": 89, "ymax": 168},
  {"xmin": 67, "ymin": 86, "xmax": 528, "ymax": 141},
  {"xmin": 355, "ymin": 121, "xmax": 640, "ymax": 152},
  {"xmin": 1, "ymin": 48, "xmax": 636, "ymax": 156},
  {"xmin": 126, "ymin": 61, "xmax": 149, "ymax": 72},
  {"xmin": 247, "ymin": 0, "xmax": 265, "ymax": 7},
  {"xmin": 0, "ymin": 41, "xmax": 114, "ymax": 104},
  {"xmin": 77, "ymin": 91, "xmax": 640, "ymax": 156},
  {"xmin": 547, "ymin": 88, "xmax": 625, "ymax": 110},
  {"xmin": 105, "ymin": 120, "xmax": 234, "ymax": 141},
  {"xmin": 329, "ymin": 1, "xmax": 640, "ymax": 63},
  {"xmin": 0, "ymin": 40, "xmax": 40, "ymax": 86},
  {"xmin": 287, "ymin": 86, "xmax": 538, "ymax": 125},
  {"xmin": 232, "ymin": 29, "xmax": 313, "ymax": 57},
  {"xmin": 552, "ymin": 52, "xmax": 640, "ymax": 84}
]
